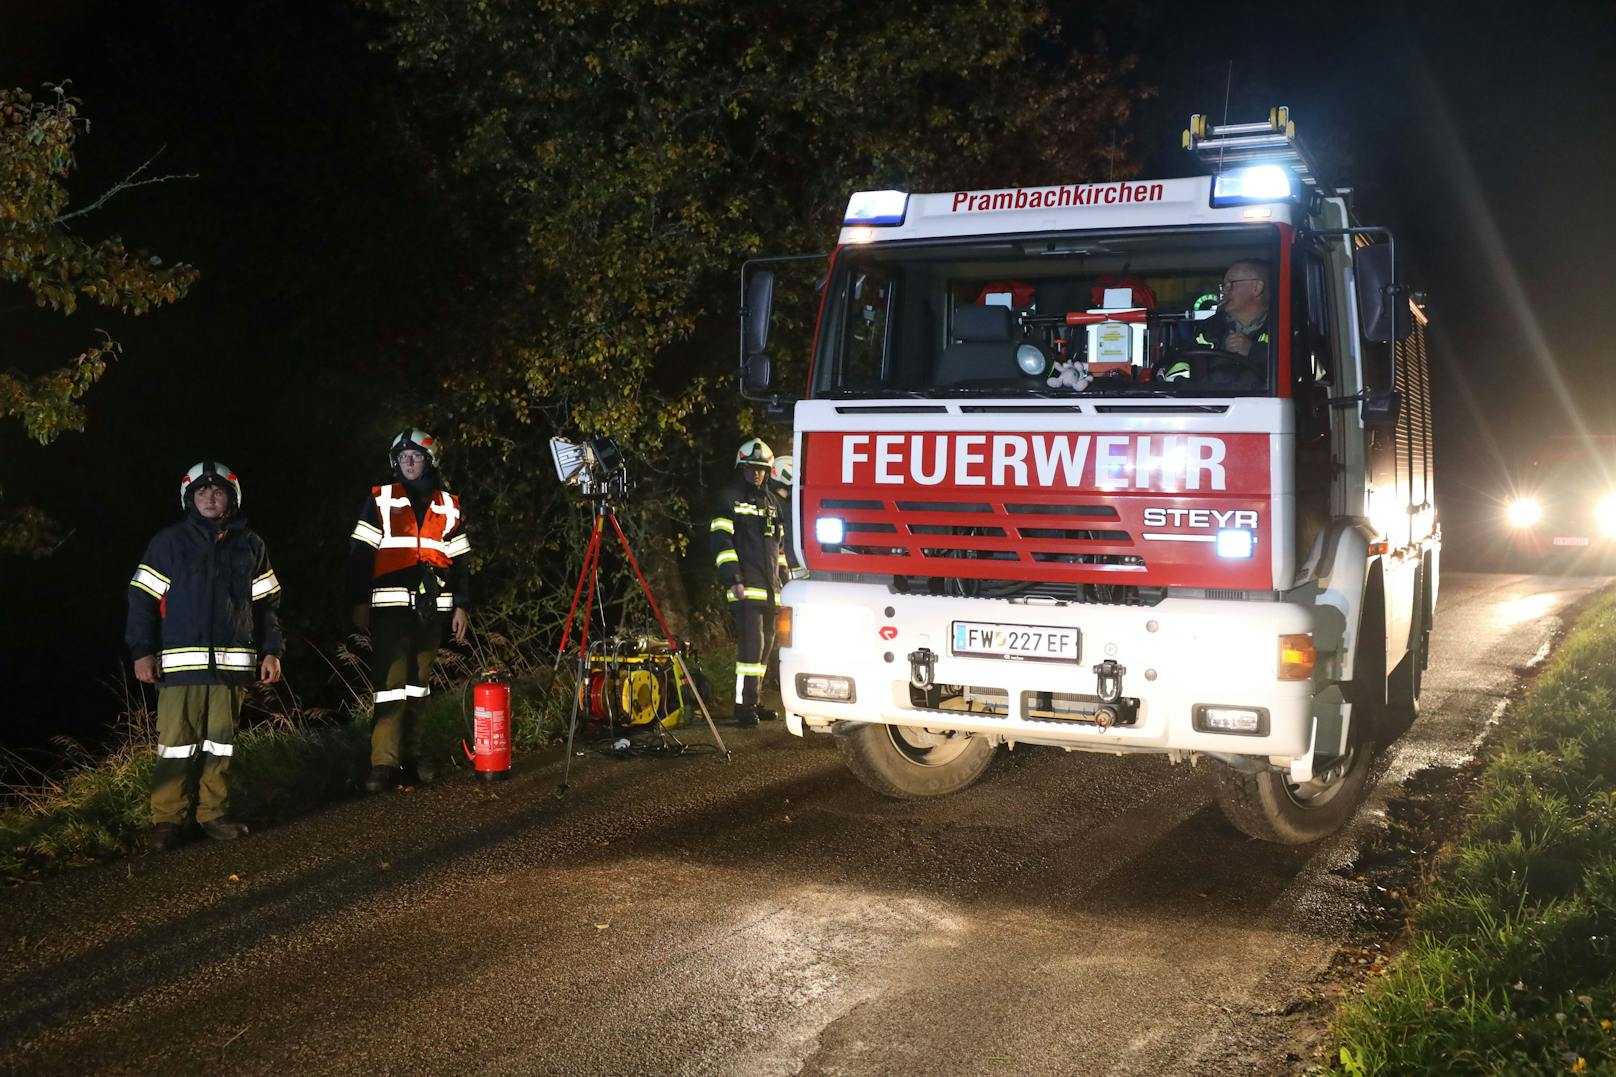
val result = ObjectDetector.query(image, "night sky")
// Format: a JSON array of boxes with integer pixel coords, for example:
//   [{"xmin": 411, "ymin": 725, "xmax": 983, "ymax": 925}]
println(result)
[{"xmin": 4, "ymin": 1, "xmax": 1614, "ymax": 750}]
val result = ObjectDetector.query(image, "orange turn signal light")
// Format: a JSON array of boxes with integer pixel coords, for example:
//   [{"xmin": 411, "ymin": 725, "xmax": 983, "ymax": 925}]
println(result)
[
  {"xmin": 1278, "ymin": 633, "xmax": 1316, "ymax": 681},
  {"xmin": 775, "ymin": 606, "xmax": 793, "ymax": 649}
]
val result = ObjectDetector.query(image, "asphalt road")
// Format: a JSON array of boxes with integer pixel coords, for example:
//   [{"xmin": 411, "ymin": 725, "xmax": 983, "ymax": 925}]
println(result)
[{"xmin": 0, "ymin": 570, "xmax": 1605, "ymax": 1076}]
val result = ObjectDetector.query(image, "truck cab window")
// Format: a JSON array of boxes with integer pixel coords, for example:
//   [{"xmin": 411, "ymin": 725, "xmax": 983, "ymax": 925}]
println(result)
[{"xmin": 814, "ymin": 228, "xmax": 1282, "ymax": 398}]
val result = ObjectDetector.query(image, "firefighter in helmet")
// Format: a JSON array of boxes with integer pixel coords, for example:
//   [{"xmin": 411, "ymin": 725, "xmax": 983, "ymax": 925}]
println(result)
[
  {"xmin": 711, "ymin": 438, "xmax": 783, "ymax": 727},
  {"xmin": 348, "ymin": 429, "xmax": 472, "ymax": 792},
  {"xmin": 769, "ymin": 454, "xmax": 808, "ymax": 583},
  {"xmin": 127, "ymin": 461, "xmax": 284, "ymax": 850}
]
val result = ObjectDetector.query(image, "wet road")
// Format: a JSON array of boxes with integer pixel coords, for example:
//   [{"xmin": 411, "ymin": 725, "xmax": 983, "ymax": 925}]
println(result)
[{"xmin": 0, "ymin": 571, "xmax": 1605, "ymax": 1076}]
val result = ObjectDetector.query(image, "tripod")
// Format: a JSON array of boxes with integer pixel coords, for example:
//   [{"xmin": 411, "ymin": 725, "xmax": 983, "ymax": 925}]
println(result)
[{"xmin": 556, "ymin": 498, "xmax": 730, "ymax": 794}]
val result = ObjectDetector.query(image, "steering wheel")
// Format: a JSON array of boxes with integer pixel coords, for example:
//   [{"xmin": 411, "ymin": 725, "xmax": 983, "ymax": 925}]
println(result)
[{"xmin": 1160, "ymin": 347, "xmax": 1263, "ymax": 388}]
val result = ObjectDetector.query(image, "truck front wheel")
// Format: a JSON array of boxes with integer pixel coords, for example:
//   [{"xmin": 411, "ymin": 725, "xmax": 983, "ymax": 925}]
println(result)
[
  {"xmin": 836, "ymin": 722, "xmax": 997, "ymax": 799},
  {"xmin": 1212, "ymin": 740, "xmax": 1375, "ymax": 845}
]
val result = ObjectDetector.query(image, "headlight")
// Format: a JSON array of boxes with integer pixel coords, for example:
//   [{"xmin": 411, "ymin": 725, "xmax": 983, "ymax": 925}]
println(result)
[
  {"xmin": 1598, "ymin": 496, "xmax": 1616, "ymax": 535},
  {"xmin": 1507, "ymin": 498, "xmax": 1541, "ymax": 527},
  {"xmin": 815, "ymin": 516, "xmax": 846, "ymax": 545},
  {"xmin": 1215, "ymin": 528, "xmax": 1255, "ymax": 559},
  {"xmin": 796, "ymin": 674, "xmax": 855, "ymax": 702}
]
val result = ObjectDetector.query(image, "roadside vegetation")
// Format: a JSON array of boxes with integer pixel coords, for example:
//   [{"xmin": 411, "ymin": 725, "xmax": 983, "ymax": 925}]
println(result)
[
  {"xmin": 1, "ymin": 621, "xmax": 733, "ymax": 882},
  {"xmin": 1331, "ymin": 592, "xmax": 1616, "ymax": 1075}
]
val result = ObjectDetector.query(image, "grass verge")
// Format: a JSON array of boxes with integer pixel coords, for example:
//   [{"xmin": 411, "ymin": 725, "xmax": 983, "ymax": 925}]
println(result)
[
  {"xmin": 0, "ymin": 646, "xmax": 574, "ymax": 882},
  {"xmin": 1330, "ymin": 592, "xmax": 1616, "ymax": 1075}
]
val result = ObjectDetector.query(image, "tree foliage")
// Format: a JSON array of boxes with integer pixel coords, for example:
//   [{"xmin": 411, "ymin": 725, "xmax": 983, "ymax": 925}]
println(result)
[
  {"xmin": 362, "ymin": 0, "xmax": 1140, "ymax": 617},
  {"xmin": 1, "ymin": 86, "xmax": 198, "ymax": 444},
  {"xmin": 1, "ymin": 85, "xmax": 199, "ymax": 556}
]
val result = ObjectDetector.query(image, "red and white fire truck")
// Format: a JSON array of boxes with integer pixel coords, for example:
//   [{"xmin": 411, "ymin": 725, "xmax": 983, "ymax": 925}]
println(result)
[{"xmin": 738, "ymin": 109, "xmax": 1438, "ymax": 843}]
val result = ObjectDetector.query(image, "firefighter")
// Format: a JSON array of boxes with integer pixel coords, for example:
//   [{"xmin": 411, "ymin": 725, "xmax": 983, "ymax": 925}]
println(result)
[
  {"xmin": 1161, "ymin": 260, "xmax": 1271, "ymax": 386},
  {"xmin": 769, "ymin": 455, "xmax": 808, "ymax": 582},
  {"xmin": 348, "ymin": 429, "xmax": 471, "ymax": 792},
  {"xmin": 711, "ymin": 438, "xmax": 783, "ymax": 727},
  {"xmin": 1205, "ymin": 260, "xmax": 1271, "ymax": 362},
  {"xmin": 127, "ymin": 461, "xmax": 283, "ymax": 850}
]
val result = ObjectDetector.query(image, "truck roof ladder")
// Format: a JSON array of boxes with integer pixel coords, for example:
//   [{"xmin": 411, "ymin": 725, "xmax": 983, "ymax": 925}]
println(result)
[{"xmin": 1183, "ymin": 106, "xmax": 1323, "ymax": 186}]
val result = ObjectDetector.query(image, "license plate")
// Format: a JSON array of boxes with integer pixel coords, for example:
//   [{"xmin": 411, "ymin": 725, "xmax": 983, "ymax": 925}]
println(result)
[
  {"xmin": 1553, "ymin": 536, "xmax": 1592, "ymax": 547},
  {"xmin": 951, "ymin": 621, "xmax": 1079, "ymax": 662}
]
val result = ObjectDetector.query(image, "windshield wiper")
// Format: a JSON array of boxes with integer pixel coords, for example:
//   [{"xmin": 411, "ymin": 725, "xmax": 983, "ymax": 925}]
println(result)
[
  {"xmin": 821, "ymin": 388, "xmax": 931, "ymax": 399},
  {"xmin": 1075, "ymin": 386, "xmax": 1179, "ymax": 398}
]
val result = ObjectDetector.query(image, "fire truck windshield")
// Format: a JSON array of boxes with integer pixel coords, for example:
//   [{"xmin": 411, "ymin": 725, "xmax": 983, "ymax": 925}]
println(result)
[{"xmin": 813, "ymin": 227, "xmax": 1280, "ymax": 398}]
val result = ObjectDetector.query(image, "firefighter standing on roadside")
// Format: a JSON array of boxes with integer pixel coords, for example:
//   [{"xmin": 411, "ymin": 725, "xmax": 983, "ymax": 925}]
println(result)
[
  {"xmin": 711, "ymin": 438, "xmax": 783, "ymax": 727},
  {"xmin": 348, "ymin": 429, "xmax": 471, "ymax": 792},
  {"xmin": 127, "ymin": 461, "xmax": 283, "ymax": 851}
]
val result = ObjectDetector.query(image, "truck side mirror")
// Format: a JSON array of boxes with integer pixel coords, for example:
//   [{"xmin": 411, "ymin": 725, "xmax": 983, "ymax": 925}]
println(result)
[
  {"xmin": 743, "ymin": 270, "xmax": 775, "ymax": 356},
  {"xmin": 1361, "ymin": 387, "xmax": 1402, "ymax": 428},
  {"xmin": 742, "ymin": 353, "xmax": 772, "ymax": 393},
  {"xmin": 1353, "ymin": 245, "xmax": 1411, "ymax": 344}
]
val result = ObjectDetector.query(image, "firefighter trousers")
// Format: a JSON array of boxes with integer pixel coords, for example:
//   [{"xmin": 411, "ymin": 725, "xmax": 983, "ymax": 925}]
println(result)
[
  {"xmin": 729, "ymin": 598, "xmax": 775, "ymax": 718},
  {"xmin": 151, "ymin": 684, "xmax": 242, "ymax": 825},
  {"xmin": 370, "ymin": 609, "xmax": 442, "ymax": 767}
]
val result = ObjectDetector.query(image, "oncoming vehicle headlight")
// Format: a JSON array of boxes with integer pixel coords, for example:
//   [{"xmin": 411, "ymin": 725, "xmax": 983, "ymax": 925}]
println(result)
[
  {"xmin": 1507, "ymin": 498, "xmax": 1542, "ymax": 527},
  {"xmin": 1597, "ymin": 496, "xmax": 1616, "ymax": 535}
]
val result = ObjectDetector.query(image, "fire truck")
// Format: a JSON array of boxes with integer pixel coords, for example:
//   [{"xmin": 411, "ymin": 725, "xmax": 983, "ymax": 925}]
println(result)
[{"xmin": 737, "ymin": 109, "xmax": 1438, "ymax": 843}]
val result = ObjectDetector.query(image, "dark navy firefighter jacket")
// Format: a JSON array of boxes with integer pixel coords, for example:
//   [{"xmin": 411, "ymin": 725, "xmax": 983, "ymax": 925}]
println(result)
[{"xmin": 126, "ymin": 511, "xmax": 285, "ymax": 686}]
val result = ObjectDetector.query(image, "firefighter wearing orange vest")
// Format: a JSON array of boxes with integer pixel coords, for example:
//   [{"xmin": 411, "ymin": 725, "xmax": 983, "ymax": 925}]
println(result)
[{"xmin": 348, "ymin": 429, "xmax": 472, "ymax": 792}]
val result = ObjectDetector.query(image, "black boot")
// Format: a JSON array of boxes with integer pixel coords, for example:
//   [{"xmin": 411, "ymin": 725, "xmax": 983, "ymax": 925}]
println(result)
[
  {"xmin": 754, "ymin": 706, "xmax": 779, "ymax": 722},
  {"xmin": 364, "ymin": 765, "xmax": 399, "ymax": 794},
  {"xmin": 147, "ymin": 822, "xmax": 185, "ymax": 852},
  {"xmin": 405, "ymin": 757, "xmax": 436, "ymax": 785},
  {"xmin": 201, "ymin": 817, "xmax": 249, "ymax": 841},
  {"xmin": 731, "ymin": 709, "xmax": 759, "ymax": 728}
]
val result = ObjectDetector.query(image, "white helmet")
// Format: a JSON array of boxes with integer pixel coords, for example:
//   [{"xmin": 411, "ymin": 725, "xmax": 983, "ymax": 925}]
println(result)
[
  {"xmin": 735, "ymin": 437, "xmax": 774, "ymax": 469},
  {"xmin": 389, "ymin": 428, "xmax": 440, "ymax": 470},
  {"xmin": 180, "ymin": 460, "xmax": 242, "ymax": 511},
  {"xmin": 770, "ymin": 455, "xmax": 794, "ymax": 487}
]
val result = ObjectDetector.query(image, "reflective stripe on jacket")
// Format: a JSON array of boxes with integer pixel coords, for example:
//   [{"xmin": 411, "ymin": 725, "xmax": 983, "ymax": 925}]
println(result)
[
  {"xmin": 710, "ymin": 482, "xmax": 782, "ymax": 602},
  {"xmin": 347, "ymin": 481, "xmax": 473, "ymax": 611},
  {"xmin": 125, "ymin": 512, "xmax": 283, "ymax": 686}
]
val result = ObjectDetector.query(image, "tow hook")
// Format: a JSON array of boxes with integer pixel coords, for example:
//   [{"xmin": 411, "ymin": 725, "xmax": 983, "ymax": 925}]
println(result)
[
  {"xmin": 1093, "ymin": 659, "xmax": 1125, "ymax": 731},
  {"xmin": 908, "ymin": 647, "xmax": 937, "ymax": 690}
]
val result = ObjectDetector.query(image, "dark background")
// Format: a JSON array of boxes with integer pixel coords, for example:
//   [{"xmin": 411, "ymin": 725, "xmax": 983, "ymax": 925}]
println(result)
[{"xmin": 3, "ymin": 0, "xmax": 1614, "ymax": 752}]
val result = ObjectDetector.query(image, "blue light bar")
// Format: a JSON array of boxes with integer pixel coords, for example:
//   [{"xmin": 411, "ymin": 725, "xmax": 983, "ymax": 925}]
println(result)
[
  {"xmin": 1210, "ymin": 165, "xmax": 1298, "ymax": 208},
  {"xmin": 844, "ymin": 190, "xmax": 910, "ymax": 226}
]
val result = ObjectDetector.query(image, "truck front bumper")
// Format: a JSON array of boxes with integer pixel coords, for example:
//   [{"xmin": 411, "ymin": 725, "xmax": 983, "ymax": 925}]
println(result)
[{"xmin": 779, "ymin": 581, "xmax": 1316, "ymax": 759}]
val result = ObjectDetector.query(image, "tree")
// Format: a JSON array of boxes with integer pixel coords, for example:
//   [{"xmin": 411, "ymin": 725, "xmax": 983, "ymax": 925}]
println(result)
[
  {"xmin": 1, "ymin": 85, "xmax": 198, "ymax": 554},
  {"xmin": 362, "ymin": 0, "xmax": 1140, "ymax": 627}
]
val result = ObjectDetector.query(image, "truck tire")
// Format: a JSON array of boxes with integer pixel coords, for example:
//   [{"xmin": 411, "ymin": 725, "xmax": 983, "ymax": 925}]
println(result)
[
  {"xmin": 1213, "ymin": 739, "xmax": 1375, "ymax": 844},
  {"xmin": 836, "ymin": 722, "xmax": 996, "ymax": 799}
]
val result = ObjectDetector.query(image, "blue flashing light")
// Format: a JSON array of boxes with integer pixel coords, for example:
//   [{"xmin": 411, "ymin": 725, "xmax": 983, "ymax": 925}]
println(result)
[
  {"xmin": 1210, "ymin": 165, "xmax": 1298, "ymax": 208},
  {"xmin": 844, "ymin": 190, "xmax": 910, "ymax": 227},
  {"xmin": 1215, "ymin": 528, "xmax": 1256, "ymax": 559}
]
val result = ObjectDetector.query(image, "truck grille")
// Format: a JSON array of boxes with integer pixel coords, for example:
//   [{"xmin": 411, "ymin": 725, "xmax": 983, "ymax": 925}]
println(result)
[{"xmin": 817, "ymin": 495, "xmax": 1146, "ymax": 580}]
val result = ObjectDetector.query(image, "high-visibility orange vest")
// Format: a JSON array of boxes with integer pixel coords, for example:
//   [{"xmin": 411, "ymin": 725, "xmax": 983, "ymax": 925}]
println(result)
[{"xmin": 367, "ymin": 484, "xmax": 467, "ymax": 577}]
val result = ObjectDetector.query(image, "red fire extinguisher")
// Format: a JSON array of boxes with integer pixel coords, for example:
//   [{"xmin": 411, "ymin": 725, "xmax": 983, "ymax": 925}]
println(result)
[{"xmin": 465, "ymin": 669, "xmax": 512, "ymax": 780}]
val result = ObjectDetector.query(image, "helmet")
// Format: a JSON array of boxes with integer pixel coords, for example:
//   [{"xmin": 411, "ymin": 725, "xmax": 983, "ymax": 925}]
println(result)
[
  {"xmin": 770, "ymin": 455, "xmax": 795, "ymax": 487},
  {"xmin": 389, "ymin": 428, "xmax": 440, "ymax": 469},
  {"xmin": 180, "ymin": 460, "xmax": 242, "ymax": 511},
  {"xmin": 735, "ymin": 437, "xmax": 774, "ymax": 469}
]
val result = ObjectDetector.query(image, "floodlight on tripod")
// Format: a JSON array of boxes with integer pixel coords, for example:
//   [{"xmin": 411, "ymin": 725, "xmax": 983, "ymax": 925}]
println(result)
[{"xmin": 550, "ymin": 435, "xmax": 626, "ymax": 498}]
